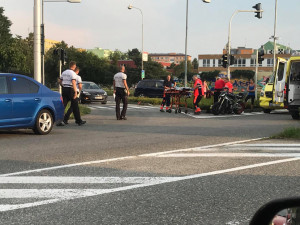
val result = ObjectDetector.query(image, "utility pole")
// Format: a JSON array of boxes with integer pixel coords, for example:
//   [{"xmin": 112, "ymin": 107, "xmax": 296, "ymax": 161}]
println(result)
[
  {"xmin": 273, "ymin": 0, "xmax": 278, "ymax": 73},
  {"xmin": 34, "ymin": 0, "xmax": 42, "ymax": 83},
  {"xmin": 184, "ymin": 0, "xmax": 189, "ymax": 87}
]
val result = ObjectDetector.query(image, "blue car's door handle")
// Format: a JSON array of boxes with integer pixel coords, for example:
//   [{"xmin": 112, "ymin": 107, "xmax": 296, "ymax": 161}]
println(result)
[
  {"xmin": 34, "ymin": 98, "xmax": 41, "ymax": 101},
  {"xmin": 5, "ymin": 99, "xmax": 12, "ymax": 102}
]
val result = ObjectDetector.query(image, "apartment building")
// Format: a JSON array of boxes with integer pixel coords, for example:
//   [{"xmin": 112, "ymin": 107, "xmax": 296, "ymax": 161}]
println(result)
[
  {"xmin": 149, "ymin": 53, "xmax": 191, "ymax": 66},
  {"xmin": 198, "ymin": 42, "xmax": 294, "ymax": 78}
]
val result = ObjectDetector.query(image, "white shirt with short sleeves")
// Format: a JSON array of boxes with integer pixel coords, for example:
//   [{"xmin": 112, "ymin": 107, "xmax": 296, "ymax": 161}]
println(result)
[
  {"xmin": 114, "ymin": 72, "xmax": 127, "ymax": 88},
  {"xmin": 60, "ymin": 69, "xmax": 77, "ymax": 87},
  {"xmin": 76, "ymin": 74, "xmax": 82, "ymax": 90}
]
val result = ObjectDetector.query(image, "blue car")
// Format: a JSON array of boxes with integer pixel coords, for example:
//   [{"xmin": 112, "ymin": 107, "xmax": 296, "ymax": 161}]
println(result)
[{"xmin": 0, "ymin": 73, "xmax": 64, "ymax": 135}]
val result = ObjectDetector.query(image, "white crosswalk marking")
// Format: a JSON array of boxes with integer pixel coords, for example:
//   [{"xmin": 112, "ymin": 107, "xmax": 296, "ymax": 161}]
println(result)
[
  {"xmin": 0, "ymin": 176, "xmax": 178, "ymax": 212},
  {"xmin": 89, "ymin": 104, "xmax": 158, "ymax": 111},
  {"xmin": 183, "ymin": 112, "xmax": 264, "ymax": 119},
  {"xmin": 1, "ymin": 142, "xmax": 299, "ymax": 212},
  {"xmin": 156, "ymin": 144, "xmax": 300, "ymax": 158}
]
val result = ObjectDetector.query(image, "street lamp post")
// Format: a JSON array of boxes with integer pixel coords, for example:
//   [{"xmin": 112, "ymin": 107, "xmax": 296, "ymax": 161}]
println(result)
[
  {"xmin": 34, "ymin": 0, "xmax": 81, "ymax": 84},
  {"xmin": 34, "ymin": 0, "xmax": 42, "ymax": 83},
  {"xmin": 272, "ymin": 0, "xmax": 278, "ymax": 73},
  {"xmin": 184, "ymin": 0, "xmax": 211, "ymax": 87},
  {"xmin": 128, "ymin": 5, "xmax": 144, "ymax": 79}
]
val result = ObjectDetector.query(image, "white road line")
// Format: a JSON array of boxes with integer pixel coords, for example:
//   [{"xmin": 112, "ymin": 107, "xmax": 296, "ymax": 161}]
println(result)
[
  {"xmin": 184, "ymin": 112, "xmax": 264, "ymax": 119},
  {"xmin": 140, "ymin": 138, "xmax": 266, "ymax": 157},
  {"xmin": 0, "ymin": 176, "xmax": 177, "ymax": 184},
  {"xmin": 89, "ymin": 104, "xmax": 157, "ymax": 110},
  {"xmin": 0, "ymin": 138, "xmax": 265, "ymax": 177},
  {"xmin": 234, "ymin": 144, "xmax": 300, "ymax": 147},
  {"xmin": 1, "ymin": 157, "xmax": 299, "ymax": 212},
  {"xmin": 0, "ymin": 156, "xmax": 138, "ymax": 177},
  {"xmin": 157, "ymin": 153, "xmax": 300, "ymax": 158}
]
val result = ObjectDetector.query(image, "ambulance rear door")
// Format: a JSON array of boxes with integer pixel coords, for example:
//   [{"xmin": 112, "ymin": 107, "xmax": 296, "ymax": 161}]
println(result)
[{"xmin": 274, "ymin": 58, "xmax": 288, "ymax": 103}]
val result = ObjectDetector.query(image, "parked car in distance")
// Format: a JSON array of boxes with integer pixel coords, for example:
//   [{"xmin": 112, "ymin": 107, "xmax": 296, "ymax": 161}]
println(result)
[
  {"xmin": 80, "ymin": 81, "xmax": 107, "ymax": 104},
  {"xmin": 134, "ymin": 79, "xmax": 164, "ymax": 98},
  {"xmin": 0, "ymin": 73, "xmax": 64, "ymax": 135}
]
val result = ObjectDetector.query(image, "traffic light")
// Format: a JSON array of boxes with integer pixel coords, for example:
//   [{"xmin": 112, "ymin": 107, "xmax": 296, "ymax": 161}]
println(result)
[
  {"xmin": 41, "ymin": 24, "xmax": 45, "ymax": 55},
  {"xmin": 221, "ymin": 54, "xmax": 228, "ymax": 68},
  {"xmin": 229, "ymin": 55, "xmax": 235, "ymax": 65},
  {"xmin": 60, "ymin": 48, "xmax": 67, "ymax": 65},
  {"xmin": 252, "ymin": 3, "xmax": 262, "ymax": 19},
  {"xmin": 53, "ymin": 48, "xmax": 59, "ymax": 55},
  {"xmin": 258, "ymin": 50, "xmax": 264, "ymax": 64}
]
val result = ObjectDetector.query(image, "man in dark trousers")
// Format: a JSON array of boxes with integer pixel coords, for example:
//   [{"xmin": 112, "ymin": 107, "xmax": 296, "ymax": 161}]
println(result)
[
  {"xmin": 214, "ymin": 77, "xmax": 225, "ymax": 103},
  {"xmin": 59, "ymin": 61, "xmax": 86, "ymax": 126},
  {"xmin": 113, "ymin": 65, "xmax": 130, "ymax": 120},
  {"xmin": 63, "ymin": 66, "xmax": 82, "ymax": 124},
  {"xmin": 193, "ymin": 75, "xmax": 204, "ymax": 114},
  {"xmin": 160, "ymin": 75, "xmax": 176, "ymax": 113}
]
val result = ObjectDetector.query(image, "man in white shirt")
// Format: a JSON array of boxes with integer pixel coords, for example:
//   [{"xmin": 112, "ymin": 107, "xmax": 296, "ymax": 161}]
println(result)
[
  {"xmin": 113, "ymin": 65, "xmax": 130, "ymax": 120},
  {"xmin": 59, "ymin": 61, "xmax": 86, "ymax": 126},
  {"xmin": 64, "ymin": 67, "xmax": 83, "ymax": 124}
]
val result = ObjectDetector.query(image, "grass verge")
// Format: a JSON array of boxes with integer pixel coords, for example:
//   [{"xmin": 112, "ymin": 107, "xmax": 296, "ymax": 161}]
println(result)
[
  {"xmin": 270, "ymin": 127, "xmax": 300, "ymax": 139},
  {"xmin": 65, "ymin": 103, "xmax": 91, "ymax": 119}
]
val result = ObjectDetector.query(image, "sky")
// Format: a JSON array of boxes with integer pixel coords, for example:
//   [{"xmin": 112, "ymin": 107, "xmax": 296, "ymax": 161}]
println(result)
[{"xmin": 1, "ymin": 0, "xmax": 299, "ymax": 59}]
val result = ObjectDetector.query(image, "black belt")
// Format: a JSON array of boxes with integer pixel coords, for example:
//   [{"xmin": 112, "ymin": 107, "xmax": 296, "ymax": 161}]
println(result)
[{"xmin": 63, "ymin": 86, "xmax": 72, "ymax": 88}]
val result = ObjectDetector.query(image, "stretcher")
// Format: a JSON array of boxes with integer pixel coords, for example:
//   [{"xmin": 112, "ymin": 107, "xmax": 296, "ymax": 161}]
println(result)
[{"xmin": 164, "ymin": 87, "xmax": 192, "ymax": 114}]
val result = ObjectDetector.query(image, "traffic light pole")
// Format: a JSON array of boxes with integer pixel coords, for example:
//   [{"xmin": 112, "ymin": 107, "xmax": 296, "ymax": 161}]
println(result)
[
  {"xmin": 59, "ymin": 59, "xmax": 62, "ymax": 94},
  {"xmin": 227, "ymin": 8, "xmax": 263, "ymax": 80},
  {"xmin": 272, "ymin": 0, "xmax": 278, "ymax": 73},
  {"xmin": 255, "ymin": 50, "xmax": 258, "ymax": 100}
]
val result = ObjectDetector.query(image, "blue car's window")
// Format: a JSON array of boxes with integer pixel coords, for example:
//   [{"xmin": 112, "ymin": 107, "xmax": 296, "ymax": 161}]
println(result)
[
  {"xmin": 11, "ymin": 77, "xmax": 39, "ymax": 94},
  {"xmin": 0, "ymin": 77, "xmax": 8, "ymax": 94}
]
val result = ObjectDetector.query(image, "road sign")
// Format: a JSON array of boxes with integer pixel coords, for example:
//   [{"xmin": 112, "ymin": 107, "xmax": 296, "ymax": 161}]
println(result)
[{"xmin": 141, "ymin": 70, "xmax": 145, "ymax": 79}]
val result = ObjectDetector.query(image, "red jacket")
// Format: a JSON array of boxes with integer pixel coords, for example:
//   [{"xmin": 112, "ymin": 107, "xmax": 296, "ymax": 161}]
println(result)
[
  {"xmin": 215, "ymin": 79, "xmax": 225, "ymax": 90},
  {"xmin": 194, "ymin": 79, "xmax": 204, "ymax": 96}
]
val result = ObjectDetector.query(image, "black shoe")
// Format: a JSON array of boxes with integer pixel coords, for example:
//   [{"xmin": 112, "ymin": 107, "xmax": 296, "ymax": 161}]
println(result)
[
  {"xmin": 76, "ymin": 121, "xmax": 86, "ymax": 126},
  {"xmin": 56, "ymin": 122, "xmax": 64, "ymax": 126},
  {"xmin": 160, "ymin": 109, "xmax": 165, "ymax": 112},
  {"xmin": 121, "ymin": 117, "xmax": 127, "ymax": 120},
  {"xmin": 63, "ymin": 119, "xmax": 68, "ymax": 125}
]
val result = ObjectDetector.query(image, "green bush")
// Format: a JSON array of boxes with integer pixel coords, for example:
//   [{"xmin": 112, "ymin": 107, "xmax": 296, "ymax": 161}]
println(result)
[{"xmin": 128, "ymin": 96, "xmax": 214, "ymax": 110}]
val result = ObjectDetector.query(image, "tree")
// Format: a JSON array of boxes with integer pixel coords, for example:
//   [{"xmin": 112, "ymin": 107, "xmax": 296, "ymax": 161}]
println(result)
[
  {"xmin": 192, "ymin": 58, "xmax": 199, "ymax": 70},
  {"xmin": 173, "ymin": 60, "xmax": 194, "ymax": 81},
  {"xmin": 200, "ymin": 70, "xmax": 220, "ymax": 81},
  {"xmin": 128, "ymin": 48, "xmax": 142, "ymax": 68},
  {"xmin": 45, "ymin": 41, "xmax": 115, "ymax": 87},
  {"xmin": 0, "ymin": 7, "xmax": 12, "ymax": 42},
  {"xmin": 0, "ymin": 7, "xmax": 34, "ymax": 75},
  {"xmin": 231, "ymin": 70, "xmax": 255, "ymax": 80},
  {"xmin": 109, "ymin": 49, "xmax": 128, "ymax": 65},
  {"xmin": 0, "ymin": 7, "xmax": 13, "ymax": 72}
]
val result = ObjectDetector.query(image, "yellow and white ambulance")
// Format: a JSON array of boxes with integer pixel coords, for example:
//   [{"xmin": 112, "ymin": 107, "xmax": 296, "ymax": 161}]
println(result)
[{"xmin": 259, "ymin": 55, "xmax": 300, "ymax": 119}]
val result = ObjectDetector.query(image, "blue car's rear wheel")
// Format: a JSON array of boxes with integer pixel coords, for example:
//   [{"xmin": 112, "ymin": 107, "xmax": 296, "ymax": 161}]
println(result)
[{"xmin": 33, "ymin": 109, "xmax": 53, "ymax": 135}]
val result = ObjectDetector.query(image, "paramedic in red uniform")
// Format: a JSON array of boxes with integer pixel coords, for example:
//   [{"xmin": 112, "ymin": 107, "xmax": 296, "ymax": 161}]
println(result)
[
  {"xmin": 214, "ymin": 77, "xmax": 225, "ymax": 103},
  {"xmin": 160, "ymin": 75, "xmax": 176, "ymax": 112},
  {"xmin": 224, "ymin": 77, "xmax": 233, "ymax": 93},
  {"xmin": 193, "ymin": 75, "xmax": 204, "ymax": 114}
]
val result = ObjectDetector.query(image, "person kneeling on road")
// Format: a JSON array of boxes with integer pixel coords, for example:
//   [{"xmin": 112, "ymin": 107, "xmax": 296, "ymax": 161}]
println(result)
[{"xmin": 193, "ymin": 75, "xmax": 204, "ymax": 114}]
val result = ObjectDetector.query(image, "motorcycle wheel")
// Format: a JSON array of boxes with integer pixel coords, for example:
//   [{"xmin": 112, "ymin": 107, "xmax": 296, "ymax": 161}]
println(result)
[
  {"xmin": 234, "ymin": 102, "xmax": 244, "ymax": 114},
  {"xmin": 212, "ymin": 102, "xmax": 221, "ymax": 115}
]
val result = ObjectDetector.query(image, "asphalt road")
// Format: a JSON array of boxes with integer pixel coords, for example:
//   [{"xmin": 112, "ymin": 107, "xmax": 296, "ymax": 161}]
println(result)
[{"xmin": 0, "ymin": 101, "xmax": 300, "ymax": 225}]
